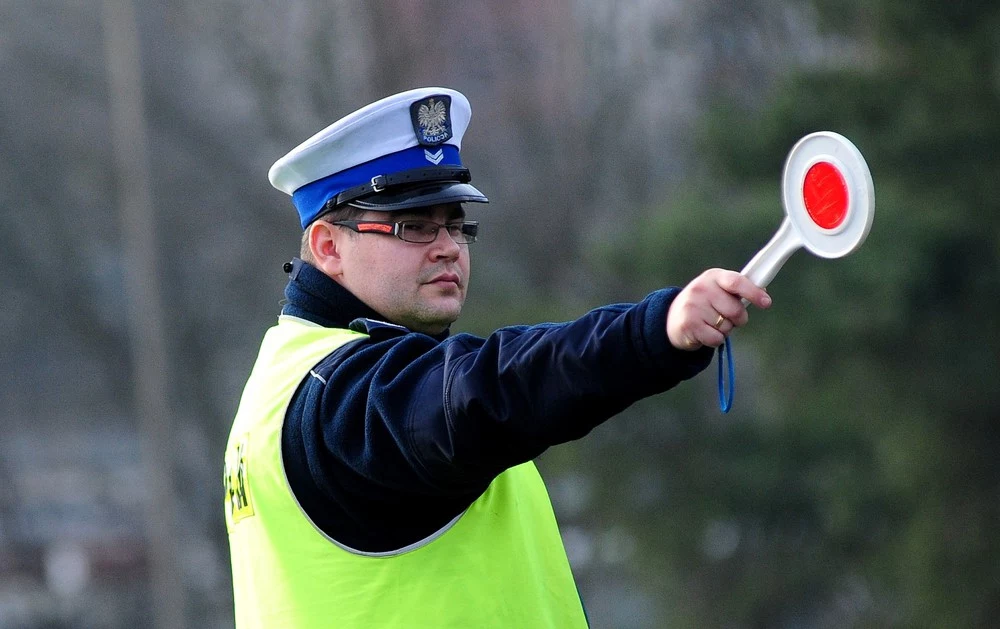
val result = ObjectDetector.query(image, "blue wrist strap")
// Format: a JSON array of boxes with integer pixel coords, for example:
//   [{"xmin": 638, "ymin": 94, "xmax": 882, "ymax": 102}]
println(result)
[{"xmin": 717, "ymin": 336, "xmax": 735, "ymax": 413}]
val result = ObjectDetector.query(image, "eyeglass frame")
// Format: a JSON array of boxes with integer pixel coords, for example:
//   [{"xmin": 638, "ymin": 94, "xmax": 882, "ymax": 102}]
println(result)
[{"xmin": 327, "ymin": 219, "xmax": 479, "ymax": 244}]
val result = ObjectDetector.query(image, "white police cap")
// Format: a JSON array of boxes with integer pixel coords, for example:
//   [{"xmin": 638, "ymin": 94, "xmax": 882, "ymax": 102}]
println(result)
[{"xmin": 269, "ymin": 87, "xmax": 489, "ymax": 228}]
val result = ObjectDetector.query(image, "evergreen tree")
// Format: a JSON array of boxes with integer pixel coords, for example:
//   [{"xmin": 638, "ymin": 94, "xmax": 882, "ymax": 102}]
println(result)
[{"xmin": 592, "ymin": 2, "xmax": 1000, "ymax": 626}]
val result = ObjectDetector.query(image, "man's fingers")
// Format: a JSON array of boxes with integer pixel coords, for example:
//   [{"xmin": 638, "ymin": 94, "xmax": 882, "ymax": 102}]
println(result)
[
  {"xmin": 702, "ymin": 327, "xmax": 727, "ymax": 348},
  {"xmin": 712, "ymin": 315, "xmax": 735, "ymax": 336},
  {"xmin": 710, "ymin": 295, "xmax": 749, "ymax": 328},
  {"xmin": 716, "ymin": 270, "xmax": 771, "ymax": 310}
]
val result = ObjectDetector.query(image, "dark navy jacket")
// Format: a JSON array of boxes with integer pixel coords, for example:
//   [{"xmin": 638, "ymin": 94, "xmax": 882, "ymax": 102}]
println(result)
[{"xmin": 280, "ymin": 260, "xmax": 714, "ymax": 553}]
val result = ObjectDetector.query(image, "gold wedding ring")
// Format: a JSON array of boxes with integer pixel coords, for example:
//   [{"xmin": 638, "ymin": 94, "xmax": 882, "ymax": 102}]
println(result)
[{"xmin": 713, "ymin": 313, "xmax": 726, "ymax": 330}]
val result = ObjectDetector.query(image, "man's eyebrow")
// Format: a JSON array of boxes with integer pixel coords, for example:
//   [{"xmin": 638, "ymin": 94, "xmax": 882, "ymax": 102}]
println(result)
[{"xmin": 389, "ymin": 205, "xmax": 466, "ymax": 221}]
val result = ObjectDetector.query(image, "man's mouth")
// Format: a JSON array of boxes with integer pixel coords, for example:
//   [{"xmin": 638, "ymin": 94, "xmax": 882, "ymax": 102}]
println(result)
[{"xmin": 428, "ymin": 273, "xmax": 461, "ymax": 287}]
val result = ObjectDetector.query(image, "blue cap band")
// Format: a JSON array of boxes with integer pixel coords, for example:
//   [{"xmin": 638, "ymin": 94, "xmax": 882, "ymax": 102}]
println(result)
[{"xmin": 292, "ymin": 144, "xmax": 462, "ymax": 227}]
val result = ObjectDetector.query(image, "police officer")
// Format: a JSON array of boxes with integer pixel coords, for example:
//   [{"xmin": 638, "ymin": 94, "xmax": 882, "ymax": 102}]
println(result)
[{"xmin": 224, "ymin": 87, "xmax": 771, "ymax": 628}]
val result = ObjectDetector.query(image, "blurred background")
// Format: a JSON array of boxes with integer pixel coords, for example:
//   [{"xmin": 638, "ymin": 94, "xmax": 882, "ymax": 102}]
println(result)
[{"xmin": 1, "ymin": 0, "xmax": 998, "ymax": 627}]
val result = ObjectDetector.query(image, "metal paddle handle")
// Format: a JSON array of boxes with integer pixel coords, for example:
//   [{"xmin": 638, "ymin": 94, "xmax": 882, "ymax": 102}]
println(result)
[{"xmin": 739, "ymin": 218, "xmax": 802, "ymax": 305}]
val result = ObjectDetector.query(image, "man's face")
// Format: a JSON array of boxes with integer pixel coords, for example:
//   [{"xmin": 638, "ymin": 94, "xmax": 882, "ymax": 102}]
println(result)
[{"xmin": 333, "ymin": 203, "xmax": 471, "ymax": 335}]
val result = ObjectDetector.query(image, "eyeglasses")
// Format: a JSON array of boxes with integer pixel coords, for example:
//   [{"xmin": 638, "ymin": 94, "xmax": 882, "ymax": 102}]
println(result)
[{"xmin": 330, "ymin": 219, "xmax": 479, "ymax": 244}]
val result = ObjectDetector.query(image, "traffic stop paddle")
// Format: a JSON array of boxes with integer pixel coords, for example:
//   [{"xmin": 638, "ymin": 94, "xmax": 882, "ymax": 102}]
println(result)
[{"xmin": 718, "ymin": 131, "xmax": 875, "ymax": 412}]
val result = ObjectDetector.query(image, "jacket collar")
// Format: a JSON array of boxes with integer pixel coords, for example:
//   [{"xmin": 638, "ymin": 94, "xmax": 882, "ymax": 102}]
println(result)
[{"xmin": 280, "ymin": 258, "xmax": 450, "ymax": 340}]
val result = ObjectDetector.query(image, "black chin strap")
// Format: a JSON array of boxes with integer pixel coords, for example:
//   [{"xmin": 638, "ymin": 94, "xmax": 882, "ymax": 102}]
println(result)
[{"xmin": 331, "ymin": 167, "xmax": 471, "ymax": 207}]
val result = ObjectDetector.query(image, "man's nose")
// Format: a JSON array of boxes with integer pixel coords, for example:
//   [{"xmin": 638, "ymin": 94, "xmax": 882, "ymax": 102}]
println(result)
[{"xmin": 428, "ymin": 225, "xmax": 462, "ymax": 257}]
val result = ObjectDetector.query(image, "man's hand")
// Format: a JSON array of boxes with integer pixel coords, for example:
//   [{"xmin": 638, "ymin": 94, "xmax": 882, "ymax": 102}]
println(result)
[{"xmin": 667, "ymin": 269, "xmax": 772, "ymax": 351}]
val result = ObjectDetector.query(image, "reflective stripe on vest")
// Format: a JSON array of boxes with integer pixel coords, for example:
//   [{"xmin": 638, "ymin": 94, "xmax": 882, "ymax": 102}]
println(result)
[{"xmin": 224, "ymin": 315, "xmax": 588, "ymax": 628}]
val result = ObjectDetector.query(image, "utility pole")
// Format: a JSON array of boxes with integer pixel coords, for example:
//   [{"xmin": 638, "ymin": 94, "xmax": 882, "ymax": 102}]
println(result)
[{"xmin": 101, "ymin": 1, "xmax": 186, "ymax": 627}]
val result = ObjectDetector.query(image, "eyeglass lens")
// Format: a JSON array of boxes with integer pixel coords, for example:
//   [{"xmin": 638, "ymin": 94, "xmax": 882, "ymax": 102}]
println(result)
[{"xmin": 400, "ymin": 221, "xmax": 476, "ymax": 243}]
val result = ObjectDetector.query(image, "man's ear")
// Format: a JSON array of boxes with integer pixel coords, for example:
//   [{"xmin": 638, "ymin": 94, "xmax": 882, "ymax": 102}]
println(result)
[{"xmin": 309, "ymin": 221, "xmax": 345, "ymax": 278}]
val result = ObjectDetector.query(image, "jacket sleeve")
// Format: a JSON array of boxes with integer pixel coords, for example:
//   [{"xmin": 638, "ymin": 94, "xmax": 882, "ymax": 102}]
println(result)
[
  {"xmin": 413, "ymin": 287, "xmax": 714, "ymax": 491},
  {"xmin": 290, "ymin": 287, "xmax": 714, "ymax": 502}
]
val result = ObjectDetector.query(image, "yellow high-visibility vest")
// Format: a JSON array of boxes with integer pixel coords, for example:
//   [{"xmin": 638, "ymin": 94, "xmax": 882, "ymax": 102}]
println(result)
[{"xmin": 224, "ymin": 315, "xmax": 588, "ymax": 628}]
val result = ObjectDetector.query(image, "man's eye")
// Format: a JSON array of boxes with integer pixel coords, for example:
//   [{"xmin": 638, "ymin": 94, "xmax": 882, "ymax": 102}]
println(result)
[{"xmin": 405, "ymin": 221, "xmax": 437, "ymax": 235}]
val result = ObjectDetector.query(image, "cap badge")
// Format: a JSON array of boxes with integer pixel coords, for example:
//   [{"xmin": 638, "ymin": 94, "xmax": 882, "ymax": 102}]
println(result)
[
  {"xmin": 410, "ymin": 95, "xmax": 453, "ymax": 146},
  {"xmin": 424, "ymin": 148, "xmax": 445, "ymax": 165}
]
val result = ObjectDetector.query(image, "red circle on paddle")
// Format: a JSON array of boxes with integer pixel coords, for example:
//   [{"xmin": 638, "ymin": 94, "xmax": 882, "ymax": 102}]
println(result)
[{"xmin": 802, "ymin": 161, "xmax": 848, "ymax": 229}]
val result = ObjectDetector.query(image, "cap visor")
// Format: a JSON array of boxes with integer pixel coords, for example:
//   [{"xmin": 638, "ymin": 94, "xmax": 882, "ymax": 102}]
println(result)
[{"xmin": 347, "ymin": 182, "xmax": 488, "ymax": 211}]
